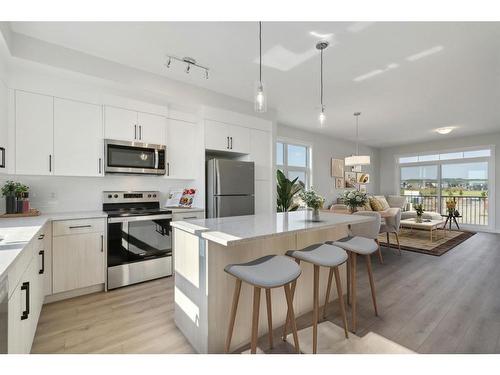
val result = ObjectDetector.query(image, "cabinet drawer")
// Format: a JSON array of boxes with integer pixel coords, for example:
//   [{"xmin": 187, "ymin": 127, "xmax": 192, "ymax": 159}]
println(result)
[
  {"xmin": 172, "ymin": 211, "xmax": 205, "ymax": 221},
  {"xmin": 53, "ymin": 218, "xmax": 105, "ymax": 237}
]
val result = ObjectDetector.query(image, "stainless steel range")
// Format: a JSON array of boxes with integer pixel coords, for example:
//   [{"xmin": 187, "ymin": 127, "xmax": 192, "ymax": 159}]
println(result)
[{"xmin": 103, "ymin": 191, "xmax": 172, "ymax": 289}]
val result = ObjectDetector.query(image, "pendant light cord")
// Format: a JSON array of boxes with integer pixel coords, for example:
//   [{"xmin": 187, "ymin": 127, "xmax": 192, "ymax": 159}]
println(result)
[
  {"xmin": 259, "ymin": 21, "xmax": 262, "ymax": 84},
  {"xmin": 320, "ymin": 49, "xmax": 324, "ymax": 109},
  {"xmin": 356, "ymin": 114, "xmax": 359, "ymax": 155}
]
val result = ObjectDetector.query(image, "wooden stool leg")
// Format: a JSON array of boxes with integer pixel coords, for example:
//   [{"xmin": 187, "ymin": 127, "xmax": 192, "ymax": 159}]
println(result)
[
  {"xmin": 395, "ymin": 232, "xmax": 401, "ymax": 255},
  {"xmin": 284, "ymin": 283, "xmax": 300, "ymax": 353},
  {"xmin": 365, "ymin": 254, "xmax": 378, "ymax": 316},
  {"xmin": 376, "ymin": 238, "xmax": 384, "ymax": 264},
  {"xmin": 313, "ymin": 265, "xmax": 320, "ymax": 354},
  {"xmin": 322, "ymin": 267, "xmax": 334, "ymax": 319},
  {"xmin": 224, "ymin": 278, "xmax": 242, "ymax": 353},
  {"xmin": 347, "ymin": 252, "xmax": 351, "ymax": 306},
  {"xmin": 351, "ymin": 252, "xmax": 357, "ymax": 333},
  {"xmin": 333, "ymin": 266, "xmax": 348, "ymax": 338},
  {"xmin": 282, "ymin": 259, "xmax": 300, "ymax": 341},
  {"xmin": 250, "ymin": 287, "xmax": 261, "ymax": 354},
  {"xmin": 265, "ymin": 288, "xmax": 273, "ymax": 349}
]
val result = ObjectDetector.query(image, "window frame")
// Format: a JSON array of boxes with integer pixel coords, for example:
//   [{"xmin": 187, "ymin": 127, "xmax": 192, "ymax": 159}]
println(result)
[{"xmin": 276, "ymin": 137, "xmax": 313, "ymax": 189}]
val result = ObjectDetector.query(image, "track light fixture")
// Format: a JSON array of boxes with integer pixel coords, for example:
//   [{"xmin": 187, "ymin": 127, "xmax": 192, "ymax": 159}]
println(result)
[{"xmin": 164, "ymin": 55, "xmax": 210, "ymax": 79}]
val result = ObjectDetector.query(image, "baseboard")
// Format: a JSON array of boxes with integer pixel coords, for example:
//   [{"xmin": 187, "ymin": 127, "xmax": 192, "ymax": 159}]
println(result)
[{"xmin": 43, "ymin": 283, "xmax": 105, "ymax": 304}]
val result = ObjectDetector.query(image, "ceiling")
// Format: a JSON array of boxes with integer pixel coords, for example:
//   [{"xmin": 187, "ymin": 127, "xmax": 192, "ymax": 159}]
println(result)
[{"xmin": 8, "ymin": 21, "xmax": 500, "ymax": 147}]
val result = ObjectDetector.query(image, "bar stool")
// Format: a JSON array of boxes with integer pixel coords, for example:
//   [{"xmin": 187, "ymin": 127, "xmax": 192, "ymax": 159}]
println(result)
[
  {"xmin": 283, "ymin": 243, "xmax": 349, "ymax": 354},
  {"xmin": 224, "ymin": 255, "xmax": 302, "ymax": 354},
  {"xmin": 328, "ymin": 211, "xmax": 381, "ymax": 333}
]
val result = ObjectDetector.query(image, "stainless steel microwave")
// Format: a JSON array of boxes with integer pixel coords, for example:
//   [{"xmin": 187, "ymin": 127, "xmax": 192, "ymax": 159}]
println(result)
[{"xmin": 104, "ymin": 139, "xmax": 166, "ymax": 175}]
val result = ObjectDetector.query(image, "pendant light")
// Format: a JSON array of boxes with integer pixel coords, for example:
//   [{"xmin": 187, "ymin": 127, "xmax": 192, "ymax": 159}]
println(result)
[
  {"xmin": 345, "ymin": 112, "xmax": 371, "ymax": 166},
  {"xmin": 316, "ymin": 40, "xmax": 329, "ymax": 126},
  {"xmin": 254, "ymin": 21, "xmax": 267, "ymax": 112}
]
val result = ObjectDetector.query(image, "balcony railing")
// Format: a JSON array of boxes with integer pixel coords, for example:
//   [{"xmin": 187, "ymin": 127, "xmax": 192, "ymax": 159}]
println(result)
[{"xmin": 403, "ymin": 195, "xmax": 489, "ymax": 226}]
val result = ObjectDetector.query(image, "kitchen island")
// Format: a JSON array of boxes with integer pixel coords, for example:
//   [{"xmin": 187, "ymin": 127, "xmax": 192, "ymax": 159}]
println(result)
[{"xmin": 171, "ymin": 210, "xmax": 373, "ymax": 353}]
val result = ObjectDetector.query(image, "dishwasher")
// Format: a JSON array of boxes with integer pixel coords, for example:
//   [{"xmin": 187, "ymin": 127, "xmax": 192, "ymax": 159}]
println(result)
[{"xmin": 0, "ymin": 275, "xmax": 7, "ymax": 354}]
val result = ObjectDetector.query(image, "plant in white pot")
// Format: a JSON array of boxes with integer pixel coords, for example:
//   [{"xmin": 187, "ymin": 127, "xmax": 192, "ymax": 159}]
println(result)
[
  {"xmin": 299, "ymin": 188, "xmax": 325, "ymax": 222},
  {"xmin": 341, "ymin": 190, "xmax": 368, "ymax": 213}
]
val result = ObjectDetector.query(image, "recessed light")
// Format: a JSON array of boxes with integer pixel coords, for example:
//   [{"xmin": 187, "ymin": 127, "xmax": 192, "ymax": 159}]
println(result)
[
  {"xmin": 353, "ymin": 69, "xmax": 384, "ymax": 82},
  {"xmin": 406, "ymin": 46, "xmax": 444, "ymax": 62},
  {"xmin": 435, "ymin": 127, "xmax": 455, "ymax": 135},
  {"xmin": 309, "ymin": 31, "xmax": 334, "ymax": 40},
  {"xmin": 386, "ymin": 63, "xmax": 399, "ymax": 69}
]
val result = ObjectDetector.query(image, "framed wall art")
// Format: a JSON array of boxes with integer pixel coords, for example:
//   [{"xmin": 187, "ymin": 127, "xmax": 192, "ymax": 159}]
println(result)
[
  {"xmin": 356, "ymin": 172, "xmax": 370, "ymax": 184},
  {"xmin": 331, "ymin": 158, "xmax": 344, "ymax": 178},
  {"xmin": 334, "ymin": 177, "xmax": 345, "ymax": 189},
  {"xmin": 344, "ymin": 171, "xmax": 357, "ymax": 188}
]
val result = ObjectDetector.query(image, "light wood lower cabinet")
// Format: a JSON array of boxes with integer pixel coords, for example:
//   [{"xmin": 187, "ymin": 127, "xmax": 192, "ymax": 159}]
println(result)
[{"xmin": 52, "ymin": 231, "xmax": 105, "ymax": 294}]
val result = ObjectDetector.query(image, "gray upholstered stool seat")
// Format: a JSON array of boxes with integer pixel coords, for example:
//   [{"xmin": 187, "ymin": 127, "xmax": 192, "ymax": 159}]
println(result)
[
  {"xmin": 225, "ymin": 255, "xmax": 301, "ymax": 289},
  {"xmin": 286, "ymin": 243, "xmax": 347, "ymax": 267},
  {"xmin": 329, "ymin": 236, "xmax": 378, "ymax": 255}
]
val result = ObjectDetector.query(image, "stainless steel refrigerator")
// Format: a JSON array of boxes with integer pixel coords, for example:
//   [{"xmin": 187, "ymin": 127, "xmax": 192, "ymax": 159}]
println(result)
[{"xmin": 206, "ymin": 159, "xmax": 255, "ymax": 218}]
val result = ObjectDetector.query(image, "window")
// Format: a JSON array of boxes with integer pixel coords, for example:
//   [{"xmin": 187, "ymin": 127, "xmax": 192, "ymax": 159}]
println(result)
[
  {"xmin": 398, "ymin": 147, "xmax": 492, "ymax": 226},
  {"xmin": 276, "ymin": 141, "xmax": 311, "ymax": 188}
]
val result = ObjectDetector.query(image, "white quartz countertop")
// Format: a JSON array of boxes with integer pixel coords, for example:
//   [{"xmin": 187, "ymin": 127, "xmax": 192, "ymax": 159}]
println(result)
[
  {"xmin": 0, "ymin": 210, "xmax": 107, "ymax": 279},
  {"xmin": 170, "ymin": 210, "xmax": 373, "ymax": 246},
  {"xmin": 168, "ymin": 207, "xmax": 204, "ymax": 213}
]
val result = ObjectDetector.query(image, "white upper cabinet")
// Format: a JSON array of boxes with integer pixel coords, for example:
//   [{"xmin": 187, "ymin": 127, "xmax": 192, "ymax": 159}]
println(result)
[
  {"xmin": 137, "ymin": 112, "xmax": 165, "ymax": 144},
  {"xmin": 54, "ymin": 98, "xmax": 103, "ymax": 177},
  {"xmin": 204, "ymin": 119, "xmax": 250, "ymax": 154},
  {"xmin": 104, "ymin": 106, "xmax": 166, "ymax": 144},
  {"xmin": 0, "ymin": 79, "xmax": 7, "ymax": 174},
  {"xmin": 166, "ymin": 118, "xmax": 198, "ymax": 179},
  {"xmin": 250, "ymin": 129, "xmax": 272, "ymax": 180},
  {"xmin": 15, "ymin": 91, "xmax": 54, "ymax": 176},
  {"xmin": 104, "ymin": 106, "xmax": 137, "ymax": 142}
]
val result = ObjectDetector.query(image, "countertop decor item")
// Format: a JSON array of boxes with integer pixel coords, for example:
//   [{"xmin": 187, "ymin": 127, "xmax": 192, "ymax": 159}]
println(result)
[
  {"xmin": 277, "ymin": 169, "xmax": 303, "ymax": 212},
  {"xmin": 414, "ymin": 203, "xmax": 424, "ymax": 223},
  {"xmin": 1, "ymin": 180, "xmax": 17, "ymax": 214},
  {"xmin": 299, "ymin": 188, "xmax": 325, "ymax": 221},
  {"xmin": 341, "ymin": 190, "xmax": 368, "ymax": 213},
  {"xmin": 0, "ymin": 208, "xmax": 41, "ymax": 218}
]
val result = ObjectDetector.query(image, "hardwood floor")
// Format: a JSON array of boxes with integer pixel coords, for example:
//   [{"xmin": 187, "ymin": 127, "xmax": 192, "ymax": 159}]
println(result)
[{"xmin": 32, "ymin": 232, "xmax": 500, "ymax": 354}]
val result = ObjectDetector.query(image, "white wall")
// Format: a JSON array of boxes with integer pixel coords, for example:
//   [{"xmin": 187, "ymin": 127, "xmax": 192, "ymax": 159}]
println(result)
[
  {"xmin": 277, "ymin": 124, "xmax": 380, "ymax": 207},
  {"xmin": 379, "ymin": 132, "xmax": 500, "ymax": 231}
]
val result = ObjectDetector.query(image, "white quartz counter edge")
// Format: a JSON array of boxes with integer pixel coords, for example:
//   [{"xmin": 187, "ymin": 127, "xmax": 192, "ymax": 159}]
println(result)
[
  {"xmin": 0, "ymin": 211, "xmax": 108, "ymax": 279},
  {"xmin": 168, "ymin": 207, "xmax": 204, "ymax": 213},
  {"xmin": 171, "ymin": 213, "xmax": 374, "ymax": 247}
]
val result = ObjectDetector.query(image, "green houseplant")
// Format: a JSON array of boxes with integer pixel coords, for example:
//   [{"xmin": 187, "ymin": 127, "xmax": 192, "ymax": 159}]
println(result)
[
  {"xmin": 276, "ymin": 170, "xmax": 303, "ymax": 212},
  {"xmin": 414, "ymin": 203, "xmax": 424, "ymax": 223},
  {"xmin": 299, "ymin": 188, "xmax": 325, "ymax": 221},
  {"xmin": 1, "ymin": 180, "xmax": 17, "ymax": 214},
  {"xmin": 14, "ymin": 183, "xmax": 29, "ymax": 213}
]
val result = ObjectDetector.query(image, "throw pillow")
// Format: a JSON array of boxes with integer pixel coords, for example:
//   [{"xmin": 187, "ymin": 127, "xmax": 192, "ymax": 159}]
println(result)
[
  {"xmin": 369, "ymin": 197, "xmax": 385, "ymax": 211},
  {"xmin": 374, "ymin": 196, "xmax": 391, "ymax": 210},
  {"xmin": 361, "ymin": 200, "xmax": 372, "ymax": 211}
]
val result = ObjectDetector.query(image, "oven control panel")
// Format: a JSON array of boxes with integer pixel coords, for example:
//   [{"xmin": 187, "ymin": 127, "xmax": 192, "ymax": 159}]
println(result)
[{"xmin": 103, "ymin": 191, "xmax": 160, "ymax": 204}]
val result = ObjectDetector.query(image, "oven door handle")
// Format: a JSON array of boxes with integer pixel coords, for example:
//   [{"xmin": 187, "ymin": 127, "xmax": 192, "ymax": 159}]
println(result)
[{"xmin": 108, "ymin": 214, "xmax": 173, "ymax": 223}]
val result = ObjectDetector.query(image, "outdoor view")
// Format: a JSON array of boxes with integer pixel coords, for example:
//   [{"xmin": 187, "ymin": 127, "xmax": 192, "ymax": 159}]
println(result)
[{"xmin": 400, "ymin": 161, "xmax": 489, "ymax": 226}]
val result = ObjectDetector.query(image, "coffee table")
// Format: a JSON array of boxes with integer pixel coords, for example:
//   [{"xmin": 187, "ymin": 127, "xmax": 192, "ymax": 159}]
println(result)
[{"xmin": 400, "ymin": 218, "xmax": 446, "ymax": 242}]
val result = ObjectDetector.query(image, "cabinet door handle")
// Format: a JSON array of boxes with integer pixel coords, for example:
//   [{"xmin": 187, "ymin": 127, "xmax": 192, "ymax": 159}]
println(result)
[
  {"xmin": 167, "ymin": 162, "xmax": 170, "ymax": 176},
  {"xmin": 139, "ymin": 125, "xmax": 142, "ymax": 140},
  {"xmin": 0, "ymin": 147, "xmax": 5, "ymax": 168},
  {"xmin": 39, "ymin": 250, "xmax": 45, "ymax": 274},
  {"xmin": 69, "ymin": 225, "xmax": 92, "ymax": 229},
  {"xmin": 21, "ymin": 282, "xmax": 30, "ymax": 320},
  {"xmin": 227, "ymin": 136, "xmax": 230, "ymax": 149},
  {"xmin": 49, "ymin": 154, "xmax": 52, "ymax": 172},
  {"xmin": 230, "ymin": 137, "xmax": 233, "ymax": 149},
  {"xmin": 101, "ymin": 234, "xmax": 104, "ymax": 252},
  {"xmin": 183, "ymin": 216, "xmax": 198, "ymax": 219},
  {"xmin": 134, "ymin": 124, "xmax": 137, "ymax": 139},
  {"xmin": 38, "ymin": 234, "xmax": 45, "ymax": 240},
  {"xmin": 99, "ymin": 157, "xmax": 102, "ymax": 174}
]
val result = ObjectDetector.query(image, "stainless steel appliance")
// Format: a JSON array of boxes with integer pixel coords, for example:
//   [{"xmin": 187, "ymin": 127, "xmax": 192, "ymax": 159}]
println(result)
[
  {"xmin": 206, "ymin": 159, "xmax": 255, "ymax": 218},
  {"xmin": 104, "ymin": 139, "xmax": 166, "ymax": 175},
  {"xmin": 0, "ymin": 275, "xmax": 7, "ymax": 354},
  {"xmin": 103, "ymin": 191, "xmax": 172, "ymax": 289}
]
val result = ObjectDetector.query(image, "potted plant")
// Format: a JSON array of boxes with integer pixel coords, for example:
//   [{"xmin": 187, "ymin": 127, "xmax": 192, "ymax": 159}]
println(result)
[
  {"xmin": 276, "ymin": 170, "xmax": 303, "ymax": 212},
  {"xmin": 299, "ymin": 188, "xmax": 325, "ymax": 222},
  {"xmin": 14, "ymin": 183, "xmax": 29, "ymax": 213},
  {"xmin": 414, "ymin": 203, "xmax": 424, "ymax": 223},
  {"xmin": 1, "ymin": 180, "xmax": 18, "ymax": 214},
  {"xmin": 341, "ymin": 190, "xmax": 368, "ymax": 213},
  {"xmin": 446, "ymin": 197, "xmax": 456, "ymax": 215}
]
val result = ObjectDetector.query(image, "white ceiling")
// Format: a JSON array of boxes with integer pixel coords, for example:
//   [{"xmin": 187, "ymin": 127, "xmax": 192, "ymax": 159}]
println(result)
[{"xmin": 8, "ymin": 21, "xmax": 500, "ymax": 147}]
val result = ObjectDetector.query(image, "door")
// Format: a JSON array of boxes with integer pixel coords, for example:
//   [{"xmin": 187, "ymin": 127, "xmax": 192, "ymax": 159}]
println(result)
[
  {"xmin": 15, "ymin": 91, "xmax": 54, "ymax": 175},
  {"xmin": 104, "ymin": 106, "xmax": 137, "ymax": 141},
  {"xmin": 228, "ymin": 124, "xmax": 250, "ymax": 154},
  {"xmin": 54, "ymin": 98, "xmax": 103, "ymax": 176},
  {"xmin": 52, "ymin": 233, "xmax": 105, "ymax": 293},
  {"xmin": 213, "ymin": 159, "xmax": 255, "ymax": 195},
  {"xmin": 167, "ymin": 119, "xmax": 197, "ymax": 178},
  {"xmin": 205, "ymin": 119, "xmax": 229, "ymax": 151},
  {"xmin": 213, "ymin": 195, "xmax": 255, "ymax": 218},
  {"xmin": 137, "ymin": 112, "xmax": 165, "ymax": 144}
]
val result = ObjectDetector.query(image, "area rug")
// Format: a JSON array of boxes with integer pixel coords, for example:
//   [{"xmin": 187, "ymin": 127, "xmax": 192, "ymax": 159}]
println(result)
[{"xmin": 378, "ymin": 228, "xmax": 476, "ymax": 256}]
